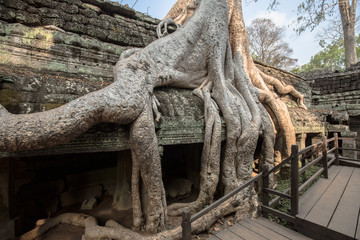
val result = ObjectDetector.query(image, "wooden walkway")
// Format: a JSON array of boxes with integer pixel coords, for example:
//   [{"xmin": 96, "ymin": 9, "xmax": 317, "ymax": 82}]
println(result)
[
  {"xmin": 208, "ymin": 218, "xmax": 310, "ymax": 240},
  {"xmin": 296, "ymin": 165, "xmax": 360, "ymax": 240}
]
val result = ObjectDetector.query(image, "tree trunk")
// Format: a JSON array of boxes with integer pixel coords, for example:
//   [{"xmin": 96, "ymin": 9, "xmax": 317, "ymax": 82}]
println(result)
[
  {"xmin": 10, "ymin": 0, "xmax": 309, "ymax": 238},
  {"xmin": 339, "ymin": 0, "xmax": 358, "ymax": 68}
]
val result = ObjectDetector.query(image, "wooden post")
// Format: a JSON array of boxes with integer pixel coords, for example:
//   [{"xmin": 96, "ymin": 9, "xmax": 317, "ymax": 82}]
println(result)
[
  {"xmin": 322, "ymin": 136, "xmax": 328, "ymax": 179},
  {"xmin": 181, "ymin": 211, "xmax": 191, "ymax": 240},
  {"xmin": 262, "ymin": 164, "xmax": 269, "ymax": 219},
  {"xmin": 290, "ymin": 145, "xmax": 299, "ymax": 216},
  {"xmin": 334, "ymin": 133, "xmax": 339, "ymax": 166},
  {"xmin": 301, "ymin": 155, "xmax": 306, "ymax": 168}
]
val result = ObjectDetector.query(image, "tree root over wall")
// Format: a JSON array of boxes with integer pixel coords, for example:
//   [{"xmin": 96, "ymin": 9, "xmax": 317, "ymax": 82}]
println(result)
[
  {"xmin": 1, "ymin": 0, "xmax": 307, "ymax": 238},
  {"xmin": 20, "ymin": 191, "xmax": 258, "ymax": 240}
]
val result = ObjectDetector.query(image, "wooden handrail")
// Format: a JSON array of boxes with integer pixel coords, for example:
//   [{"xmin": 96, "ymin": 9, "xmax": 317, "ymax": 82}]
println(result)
[
  {"xmin": 262, "ymin": 155, "xmax": 293, "ymax": 178},
  {"xmin": 327, "ymin": 146, "xmax": 336, "ymax": 154},
  {"xmin": 298, "ymin": 142, "xmax": 322, "ymax": 155},
  {"xmin": 190, "ymin": 172, "xmax": 263, "ymax": 222},
  {"xmin": 263, "ymin": 188, "xmax": 292, "ymax": 199},
  {"xmin": 181, "ymin": 173, "xmax": 263, "ymax": 239},
  {"xmin": 299, "ymin": 167, "xmax": 324, "ymax": 192},
  {"xmin": 299, "ymin": 154, "xmax": 323, "ymax": 175},
  {"xmin": 181, "ymin": 134, "xmax": 358, "ymax": 239}
]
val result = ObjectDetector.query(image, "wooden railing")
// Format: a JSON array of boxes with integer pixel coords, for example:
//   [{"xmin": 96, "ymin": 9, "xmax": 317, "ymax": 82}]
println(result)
[
  {"xmin": 181, "ymin": 133, "xmax": 359, "ymax": 239},
  {"xmin": 337, "ymin": 137, "xmax": 360, "ymax": 167}
]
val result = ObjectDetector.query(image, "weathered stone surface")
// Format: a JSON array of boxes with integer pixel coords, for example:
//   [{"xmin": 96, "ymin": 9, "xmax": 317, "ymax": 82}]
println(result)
[
  {"xmin": 81, "ymin": 197, "xmax": 97, "ymax": 210},
  {"xmin": 0, "ymin": 0, "xmax": 159, "ymax": 47},
  {"xmin": 66, "ymin": 168, "xmax": 117, "ymax": 190},
  {"xmin": 303, "ymin": 64, "xmax": 360, "ymax": 149},
  {"xmin": 255, "ymin": 61, "xmax": 312, "ymax": 107},
  {"xmin": 60, "ymin": 185, "xmax": 102, "ymax": 207},
  {"xmin": 16, "ymin": 179, "xmax": 65, "ymax": 200},
  {"xmin": 0, "ymin": 21, "xmax": 124, "ymax": 79},
  {"xmin": 341, "ymin": 131, "xmax": 358, "ymax": 159},
  {"xmin": 305, "ymin": 64, "xmax": 360, "ymax": 119},
  {"xmin": 165, "ymin": 178, "xmax": 193, "ymax": 200}
]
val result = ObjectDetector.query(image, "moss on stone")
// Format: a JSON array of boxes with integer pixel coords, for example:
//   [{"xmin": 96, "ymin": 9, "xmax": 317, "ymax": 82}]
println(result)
[{"xmin": 0, "ymin": 89, "xmax": 20, "ymax": 106}]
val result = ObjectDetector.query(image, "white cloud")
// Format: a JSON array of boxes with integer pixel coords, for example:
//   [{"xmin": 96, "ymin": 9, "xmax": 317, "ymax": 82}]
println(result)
[{"xmin": 245, "ymin": 10, "xmax": 294, "ymax": 28}]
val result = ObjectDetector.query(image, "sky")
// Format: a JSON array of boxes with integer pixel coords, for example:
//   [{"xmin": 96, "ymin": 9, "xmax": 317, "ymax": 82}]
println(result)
[{"xmin": 116, "ymin": 0, "xmax": 324, "ymax": 66}]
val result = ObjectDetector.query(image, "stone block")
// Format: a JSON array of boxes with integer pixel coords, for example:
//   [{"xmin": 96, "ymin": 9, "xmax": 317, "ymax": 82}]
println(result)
[
  {"xmin": 65, "ymin": 4, "xmax": 79, "ymax": 14},
  {"xmin": 42, "ymin": 18, "xmax": 65, "ymax": 28},
  {"xmin": 165, "ymin": 178, "xmax": 193, "ymax": 200},
  {"xmin": 65, "ymin": 168, "xmax": 116, "ymax": 190},
  {"xmin": 60, "ymin": 185, "xmax": 102, "ymax": 207},
  {"xmin": 81, "ymin": 3, "xmax": 101, "ymax": 14},
  {"xmin": 15, "ymin": 11, "xmax": 41, "ymax": 26},
  {"xmin": 16, "ymin": 179, "xmax": 65, "ymax": 200},
  {"xmin": 81, "ymin": 197, "xmax": 97, "ymax": 210},
  {"xmin": 3, "ymin": 0, "xmax": 28, "ymax": 10}
]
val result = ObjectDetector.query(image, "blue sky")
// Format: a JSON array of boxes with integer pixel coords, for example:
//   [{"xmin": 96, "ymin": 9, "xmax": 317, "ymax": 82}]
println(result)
[{"xmin": 116, "ymin": 0, "xmax": 323, "ymax": 66}]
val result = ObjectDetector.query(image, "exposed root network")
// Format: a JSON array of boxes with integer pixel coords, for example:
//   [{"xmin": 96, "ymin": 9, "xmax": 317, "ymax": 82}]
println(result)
[{"xmin": 0, "ymin": 0, "xmax": 307, "ymax": 238}]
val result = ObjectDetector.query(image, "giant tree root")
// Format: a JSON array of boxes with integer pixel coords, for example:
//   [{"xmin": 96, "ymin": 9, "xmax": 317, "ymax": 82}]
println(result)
[
  {"xmin": 168, "ymin": 83, "xmax": 222, "ymax": 216},
  {"xmin": 1, "ymin": 0, "xmax": 304, "ymax": 233},
  {"xmin": 20, "ymin": 188, "xmax": 258, "ymax": 240}
]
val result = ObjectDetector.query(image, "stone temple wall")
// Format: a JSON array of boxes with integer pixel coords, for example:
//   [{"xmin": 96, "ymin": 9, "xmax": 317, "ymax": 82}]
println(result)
[
  {"xmin": 0, "ymin": 0, "xmax": 159, "ymax": 47},
  {"xmin": 305, "ymin": 65, "xmax": 360, "ymax": 119},
  {"xmin": 255, "ymin": 61, "xmax": 312, "ymax": 108},
  {"xmin": 0, "ymin": 0, "xmax": 325, "ymax": 237},
  {"xmin": 0, "ymin": 0, "xmax": 160, "ymax": 115},
  {"xmin": 0, "ymin": 0, "xmax": 162, "ymax": 237},
  {"xmin": 303, "ymin": 65, "xmax": 360, "ymax": 156},
  {"xmin": 255, "ymin": 61, "xmax": 325, "ymax": 136}
]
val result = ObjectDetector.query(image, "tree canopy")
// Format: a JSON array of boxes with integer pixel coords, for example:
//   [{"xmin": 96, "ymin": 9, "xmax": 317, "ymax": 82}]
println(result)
[
  {"xmin": 264, "ymin": 0, "xmax": 358, "ymax": 68},
  {"xmin": 246, "ymin": 18, "xmax": 298, "ymax": 71},
  {"xmin": 292, "ymin": 35, "xmax": 360, "ymax": 73},
  {"xmin": 297, "ymin": 0, "xmax": 358, "ymax": 68}
]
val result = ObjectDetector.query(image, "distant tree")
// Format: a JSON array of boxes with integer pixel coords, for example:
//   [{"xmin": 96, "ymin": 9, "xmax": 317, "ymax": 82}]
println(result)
[
  {"xmin": 295, "ymin": 0, "xmax": 358, "ymax": 68},
  {"xmin": 246, "ymin": 18, "xmax": 298, "ymax": 71},
  {"xmin": 262, "ymin": 0, "xmax": 358, "ymax": 68},
  {"xmin": 292, "ymin": 35, "xmax": 360, "ymax": 73}
]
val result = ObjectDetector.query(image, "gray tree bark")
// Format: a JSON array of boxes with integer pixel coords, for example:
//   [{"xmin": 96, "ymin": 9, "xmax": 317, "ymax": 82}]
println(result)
[
  {"xmin": 1, "ymin": 0, "xmax": 307, "ymax": 238},
  {"xmin": 339, "ymin": 0, "xmax": 358, "ymax": 68}
]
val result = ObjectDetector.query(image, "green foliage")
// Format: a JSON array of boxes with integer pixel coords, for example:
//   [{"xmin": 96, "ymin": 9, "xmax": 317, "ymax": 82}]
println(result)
[
  {"xmin": 292, "ymin": 35, "xmax": 360, "ymax": 73},
  {"xmin": 268, "ymin": 165, "xmax": 321, "ymax": 226},
  {"xmin": 295, "ymin": 0, "xmax": 339, "ymax": 35}
]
